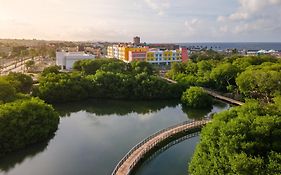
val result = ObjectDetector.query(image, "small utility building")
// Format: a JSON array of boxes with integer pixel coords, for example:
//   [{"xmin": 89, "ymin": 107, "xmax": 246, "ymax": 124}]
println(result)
[{"xmin": 56, "ymin": 51, "xmax": 95, "ymax": 69}]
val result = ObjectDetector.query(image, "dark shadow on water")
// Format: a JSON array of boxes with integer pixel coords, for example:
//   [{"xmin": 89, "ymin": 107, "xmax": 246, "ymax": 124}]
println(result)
[
  {"xmin": 181, "ymin": 100, "xmax": 229, "ymax": 120},
  {"xmin": 213, "ymin": 99, "xmax": 229, "ymax": 108},
  {"xmin": 181, "ymin": 105, "xmax": 212, "ymax": 120},
  {"xmin": 0, "ymin": 135, "xmax": 54, "ymax": 172},
  {"xmin": 54, "ymin": 99, "xmax": 180, "ymax": 117}
]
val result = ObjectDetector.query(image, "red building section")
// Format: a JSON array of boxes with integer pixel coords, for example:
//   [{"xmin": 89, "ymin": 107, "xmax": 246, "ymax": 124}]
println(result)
[
  {"xmin": 128, "ymin": 51, "xmax": 147, "ymax": 62},
  {"xmin": 181, "ymin": 47, "xmax": 188, "ymax": 63}
]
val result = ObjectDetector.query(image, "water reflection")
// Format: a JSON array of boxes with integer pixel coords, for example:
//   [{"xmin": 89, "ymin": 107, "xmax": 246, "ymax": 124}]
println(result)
[
  {"xmin": 0, "ymin": 100, "xmax": 230, "ymax": 175},
  {"xmin": 0, "ymin": 136, "xmax": 53, "ymax": 172},
  {"xmin": 55, "ymin": 99, "xmax": 179, "ymax": 117},
  {"xmin": 181, "ymin": 106, "xmax": 212, "ymax": 119},
  {"xmin": 181, "ymin": 100, "xmax": 229, "ymax": 120}
]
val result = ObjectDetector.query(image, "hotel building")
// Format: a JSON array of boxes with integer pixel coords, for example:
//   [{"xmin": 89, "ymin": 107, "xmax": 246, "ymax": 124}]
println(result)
[{"xmin": 107, "ymin": 45, "xmax": 188, "ymax": 65}]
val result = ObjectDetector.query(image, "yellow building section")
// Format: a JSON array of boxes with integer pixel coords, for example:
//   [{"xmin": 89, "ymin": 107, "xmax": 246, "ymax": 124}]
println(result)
[
  {"xmin": 146, "ymin": 52, "xmax": 156, "ymax": 61},
  {"xmin": 107, "ymin": 47, "xmax": 114, "ymax": 58},
  {"xmin": 163, "ymin": 51, "xmax": 173, "ymax": 60},
  {"xmin": 117, "ymin": 47, "xmax": 125, "ymax": 60}
]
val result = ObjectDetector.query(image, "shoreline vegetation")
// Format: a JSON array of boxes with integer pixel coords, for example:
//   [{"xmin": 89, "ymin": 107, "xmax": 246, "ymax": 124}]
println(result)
[
  {"xmin": 34, "ymin": 60, "xmax": 184, "ymax": 103},
  {"xmin": 166, "ymin": 51, "xmax": 281, "ymax": 174},
  {"xmin": 0, "ymin": 73, "xmax": 59, "ymax": 157},
  {"xmin": 1, "ymin": 52, "xmax": 281, "ymax": 174}
]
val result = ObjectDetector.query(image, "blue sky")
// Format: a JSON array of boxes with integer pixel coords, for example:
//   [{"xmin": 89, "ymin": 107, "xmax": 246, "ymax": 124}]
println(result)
[{"xmin": 0, "ymin": 0, "xmax": 281, "ymax": 42}]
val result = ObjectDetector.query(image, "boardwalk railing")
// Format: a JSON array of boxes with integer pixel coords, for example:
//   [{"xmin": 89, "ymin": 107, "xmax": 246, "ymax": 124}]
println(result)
[
  {"xmin": 203, "ymin": 88, "xmax": 244, "ymax": 106},
  {"xmin": 159, "ymin": 76, "xmax": 244, "ymax": 106},
  {"xmin": 112, "ymin": 118, "xmax": 210, "ymax": 175}
]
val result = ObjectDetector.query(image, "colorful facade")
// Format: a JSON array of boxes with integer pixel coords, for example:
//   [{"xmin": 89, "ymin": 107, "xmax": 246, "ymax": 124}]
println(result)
[{"xmin": 107, "ymin": 45, "xmax": 188, "ymax": 64}]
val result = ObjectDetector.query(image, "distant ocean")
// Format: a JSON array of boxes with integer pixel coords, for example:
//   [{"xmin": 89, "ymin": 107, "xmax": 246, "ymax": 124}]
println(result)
[{"xmin": 179, "ymin": 42, "xmax": 281, "ymax": 51}]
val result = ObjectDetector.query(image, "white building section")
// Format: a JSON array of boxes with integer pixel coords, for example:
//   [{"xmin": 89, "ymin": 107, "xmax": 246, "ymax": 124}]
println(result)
[{"xmin": 56, "ymin": 51, "xmax": 95, "ymax": 69}]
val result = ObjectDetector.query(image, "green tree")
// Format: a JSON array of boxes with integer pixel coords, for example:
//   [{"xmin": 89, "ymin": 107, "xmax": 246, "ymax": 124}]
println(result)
[
  {"xmin": 0, "ymin": 78, "xmax": 16, "ymax": 104},
  {"xmin": 189, "ymin": 101, "xmax": 281, "ymax": 175},
  {"xmin": 0, "ymin": 98, "xmax": 59, "ymax": 157},
  {"xmin": 181, "ymin": 86, "xmax": 212, "ymax": 108},
  {"xmin": 4, "ymin": 72, "xmax": 33, "ymax": 93},
  {"xmin": 273, "ymin": 96, "xmax": 281, "ymax": 111},
  {"xmin": 236, "ymin": 69, "xmax": 281, "ymax": 102},
  {"xmin": 210, "ymin": 63, "xmax": 238, "ymax": 91},
  {"xmin": 41, "ymin": 65, "xmax": 60, "ymax": 76},
  {"xmin": 131, "ymin": 61, "xmax": 154, "ymax": 75},
  {"xmin": 36, "ymin": 73, "xmax": 90, "ymax": 103},
  {"xmin": 73, "ymin": 59, "xmax": 118, "ymax": 75}
]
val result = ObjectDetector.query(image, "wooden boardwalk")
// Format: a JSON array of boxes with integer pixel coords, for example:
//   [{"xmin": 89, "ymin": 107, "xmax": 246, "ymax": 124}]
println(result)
[
  {"xmin": 160, "ymin": 76, "xmax": 244, "ymax": 106},
  {"xmin": 203, "ymin": 88, "xmax": 244, "ymax": 106},
  {"xmin": 112, "ymin": 119, "xmax": 210, "ymax": 175},
  {"xmin": 111, "ymin": 77, "xmax": 244, "ymax": 175}
]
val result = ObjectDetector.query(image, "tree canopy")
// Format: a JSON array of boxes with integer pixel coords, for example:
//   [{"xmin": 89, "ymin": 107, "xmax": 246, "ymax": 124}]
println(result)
[
  {"xmin": 0, "ymin": 98, "xmax": 59, "ymax": 157},
  {"xmin": 3, "ymin": 72, "xmax": 33, "ymax": 93},
  {"xmin": 189, "ymin": 101, "xmax": 281, "ymax": 175},
  {"xmin": 36, "ymin": 59, "xmax": 183, "ymax": 103},
  {"xmin": 0, "ymin": 78, "xmax": 16, "ymax": 104},
  {"xmin": 181, "ymin": 86, "xmax": 212, "ymax": 108}
]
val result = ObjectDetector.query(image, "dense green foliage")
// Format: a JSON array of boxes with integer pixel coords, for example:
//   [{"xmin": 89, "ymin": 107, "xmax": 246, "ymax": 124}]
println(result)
[
  {"xmin": 236, "ymin": 63, "xmax": 281, "ymax": 102},
  {"xmin": 36, "ymin": 59, "xmax": 183, "ymax": 103},
  {"xmin": 0, "ymin": 72, "xmax": 59, "ymax": 157},
  {"xmin": 0, "ymin": 98, "xmax": 59, "ymax": 157},
  {"xmin": 181, "ymin": 87, "xmax": 212, "ymax": 108},
  {"xmin": 73, "ymin": 59, "xmax": 120, "ymax": 75},
  {"xmin": 3, "ymin": 72, "xmax": 33, "ymax": 93},
  {"xmin": 41, "ymin": 65, "xmax": 60, "ymax": 76},
  {"xmin": 36, "ymin": 72, "xmax": 90, "ymax": 103},
  {"xmin": 167, "ymin": 54, "xmax": 281, "ymax": 100},
  {"xmin": 189, "ymin": 101, "xmax": 281, "ymax": 175},
  {"xmin": 184, "ymin": 53, "xmax": 281, "ymax": 174},
  {"xmin": 210, "ymin": 63, "xmax": 238, "ymax": 91},
  {"xmin": 0, "ymin": 78, "xmax": 16, "ymax": 104}
]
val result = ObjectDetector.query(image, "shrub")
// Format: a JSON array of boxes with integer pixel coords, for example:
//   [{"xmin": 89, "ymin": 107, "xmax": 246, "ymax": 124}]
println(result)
[
  {"xmin": 41, "ymin": 66, "xmax": 60, "ymax": 76},
  {"xmin": 189, "ymin": 101, "xmax": 281, "ymax": 175},
  {"xmin": 0, "ymin": 78, "xmax": 16, "ymax": 104},
  {"xmin": 0, "ymin": 98, "xmax": 59, "ymax": 157},
  {"xmin": 4, "ymin": 72, "xmax": 33, "ymax": 93},
  {"xmin": 181, "ymin": 86, "xmax": 212, "ymax": 108}
]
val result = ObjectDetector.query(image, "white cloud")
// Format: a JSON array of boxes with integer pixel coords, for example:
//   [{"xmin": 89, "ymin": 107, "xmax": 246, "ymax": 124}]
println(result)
[
  {"xmin": 183, "ymin": 18, "xmax": 219, "ymax": 41},
  {"xmin": 184, "ymin": 19, "xmax": 201, "ymax": 34},
  {"xmin": 218, "ymin": 0, "xmax": 281, "ymax": 21},
  {"xmin": 144, "ymin": 0, "xmax": 170, "ymax": 15},
  {"xmin": 219, "ymin": 26, "xmax": 229, "ymax": 33},
  {"xmin": 0, "ymin": 0, "xmax": 280, "ymax": 42},
  {"xmin": 216, "ymin": 0, "xmax": 281, "ymax": 37}
]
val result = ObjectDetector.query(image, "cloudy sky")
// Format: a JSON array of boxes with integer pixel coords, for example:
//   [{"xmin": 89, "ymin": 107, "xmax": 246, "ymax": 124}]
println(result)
[{"xmin": 0, "ymin": 0, "xmax": 281, "ymax": 42}]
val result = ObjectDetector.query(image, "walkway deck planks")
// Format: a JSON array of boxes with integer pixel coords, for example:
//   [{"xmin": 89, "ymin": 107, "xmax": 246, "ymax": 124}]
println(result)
[{"xmin": 112, "ymin": 119, "xmax": 210, "ymax": 175}]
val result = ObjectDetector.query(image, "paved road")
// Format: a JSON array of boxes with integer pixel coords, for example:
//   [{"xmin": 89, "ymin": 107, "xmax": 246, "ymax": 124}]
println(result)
[{"xmin": 0, "ymin": 58, "xmax": 33, "ymax": 75}]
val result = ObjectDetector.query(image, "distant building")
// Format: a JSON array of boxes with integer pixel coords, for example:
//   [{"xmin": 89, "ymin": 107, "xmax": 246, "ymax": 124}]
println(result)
[
  {"xmin": 78, "ymin": 45, "xmax": 85, "ymax": 52},
  {"xmin": 107, "ymin": 44, "xmax": 188, "ymax": 65},
  {"xmin": 246, "ymin": 50, "xmax": 259, "ymax": 56},
  {"xmin": 84, "ymin": 47, "xmax": 102, "ymax": 57},
  {"xmin": 56, "ymin": 51, "xmax": 95, "ymax": 69},
  {"xmin": 133, "ymin": 36, "xmax": 141, "ymax": 45}
]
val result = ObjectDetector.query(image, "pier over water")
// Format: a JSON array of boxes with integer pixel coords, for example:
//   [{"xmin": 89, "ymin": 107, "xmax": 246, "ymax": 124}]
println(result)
[{"xmin": 112, "ymin": 119, "xmax": 210, "ymax": 175}]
